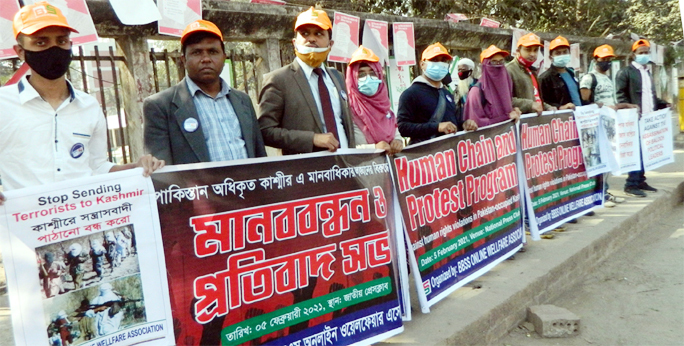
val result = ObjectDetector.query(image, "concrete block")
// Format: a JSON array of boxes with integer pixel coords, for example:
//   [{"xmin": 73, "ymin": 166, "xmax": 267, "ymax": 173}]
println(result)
[{"xmin": 527, "ymin": 305, "xmax": 580, "ymax": 338}]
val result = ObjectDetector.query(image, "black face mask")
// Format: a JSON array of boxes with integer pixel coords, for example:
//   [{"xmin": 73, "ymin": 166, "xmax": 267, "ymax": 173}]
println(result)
[
  {"xmin": 22, "ymin": 45, "xmax": 72, "ymax": 80},
  {"xmin": 458, "ymin": 70, "xmax": 472, "ymax": 80},
  {"xmin": 596, "ymin": 61, "xmax": 611, "ymax": 72}
]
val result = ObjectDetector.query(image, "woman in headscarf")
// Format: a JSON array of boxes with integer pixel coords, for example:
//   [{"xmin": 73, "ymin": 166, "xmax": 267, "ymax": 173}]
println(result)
[
  {"xmin": 463, "ymin": 45, "xmax": 522, "ymax": 130},
  {"xmin": 346, "ymin": 46, "xmax": 403, "ymax": 154}
]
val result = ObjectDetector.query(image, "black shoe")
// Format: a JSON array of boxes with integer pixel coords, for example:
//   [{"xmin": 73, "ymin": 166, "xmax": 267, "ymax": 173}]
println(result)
[
  {"xmin": 638, "ymin": 183, "xmax": 657, "ymax": 192},
  {"xmin": 567, "ymin": 218, "xmax": 578, "ymax": 224},
  {"xmin": 586, "ymin": 211, "xmax": 595, "ymax": 216},
  {"xmin": 625, "ymin": 187, "xmax": 647, "ymax": 197}
]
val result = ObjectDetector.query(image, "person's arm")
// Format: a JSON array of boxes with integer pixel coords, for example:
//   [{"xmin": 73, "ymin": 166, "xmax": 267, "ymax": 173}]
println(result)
[
  {"xmin": 258, "ymin": 73, "xmax": 317, "ymax": 153},
  {"xmin": 396, "ymin": 89, "xmax": 440, "ymax": 138},
  {"xmin": 142, "ymin": 97, "xmax": 173, "ymax": 164},
  {"xmin": 615, "ymin": 69, "xmax": 630, "ymax": 104},
  {"xmin": 462, "ymin": 86, "xmax": 482, "ymax": 130}
]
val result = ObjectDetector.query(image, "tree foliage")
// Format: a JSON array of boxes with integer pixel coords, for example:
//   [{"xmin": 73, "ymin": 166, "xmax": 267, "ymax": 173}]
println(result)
[{"xmin": 292, "ymin": 0, "xmax": 682, "ymax": 44}]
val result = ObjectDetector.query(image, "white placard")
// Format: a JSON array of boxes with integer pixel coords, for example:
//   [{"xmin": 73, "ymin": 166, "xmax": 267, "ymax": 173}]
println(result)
[
  {"xmin": 0, "ymin": 0, "xmax": 21, "ymax": 59},
  {"xmin": 109, "ymin": 0, "xmax": 161, "ymax": 25},
  {"xmin": 387, "ymin": 57, "xmax": 411, "ymax": 114},
  {"xmin": 639, "ymin": 108, "xmax": 674, "ymax": 171},
  {"xmin": 574, "ymin": 105, "xmax": 612, "ymax": 177},
  {"xmin": 157, "ymin": 0, "xmax": 201, "ymax": 37},
  {"xmin": 362, "ymin": 19, "xmax": 389, "ymax": 66},
  {"xmin": 0, "ymin": 169, "xmax": 175, "ymax": 346},
  {"xmin": 392, "ymin": 22, "xmax": 415, "ymax": 66}
]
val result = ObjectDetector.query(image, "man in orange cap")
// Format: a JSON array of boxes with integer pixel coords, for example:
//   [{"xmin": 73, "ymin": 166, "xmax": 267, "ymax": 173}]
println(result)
[
  {"xmin": 615, "ymin": 39, "xmax": 670, "ymax": 197},
  {"xmin": 258, "ymin": 7, "xmax": 355, "ymax": 154},
  {"xmin": 506, "ymin": 33, "xmax": 555, "ymax": 115},
  {"xmin": 0, "ymin": 2, "xmax": 164, "ymax": 205},
  {"xmin": 538, "ymin": 36, "xmax": 582, "ymax": 110},
  {"xmin": 579, "ymin": 44, "xmax": 633, "ymax": 207},
  {"xmin": 397, "ymin": 42, "xmax": 461, "ymax": 144},
  {"xmin": 143, "ymin": 19, "xmax": 266, "ymax": 164}
]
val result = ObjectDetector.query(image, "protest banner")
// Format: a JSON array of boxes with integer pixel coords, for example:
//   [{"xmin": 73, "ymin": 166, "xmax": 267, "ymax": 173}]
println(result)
[
  {"xmin": 574, "ymin": 105, "xmax": 612, "ymax": 177},
  {"xmin": 390, "ymin": 122, "xmax": 524, "ymax": 312},
  {"xmin": 387, "ymin": 58, "xmax": 411, "ymax": 113},
  {"xmin": 479, "ymin": 17, "xmax": 500, "ymax": 28},
  {"xmin": 23, "ymin": 0, "xmax": 98, "ymax": 45},
  {"xmin": 640, "ymin": 108, "xmax": 674, "ymax": 171},
  {"xmin": 600, "ymin": 107, "xmax": 642, "ymax": 175},
  {"xmin": 362, "ymin": 19, "xmax": 389, "ymax": 65},
  {"xmin": 392, "ymin": 23, "xmax": 416, "ymax": 66},
  {"xmin": 157, "ymin": 0, "xmax": 201, "ymax": 37},
  {"xmin": 519, "ymin": 111, "xmax": 604, "ymax": 239},
  {"xmin": 152, "ymin": 151, "xmax": 405, "ymax": 345},
  {"xmin": 0, "ymin": 169, "xmax": 174, "ymax": 346},
  {"xmin": 444, "ymin": 14, "xmax": 468, "ymax": 23},
  {"xmin": 329, "ymin": 12, "xmax": 360, "ymax": 63},
  {"xmin": 0, "ymin": 0, "xmax": 20, "ymax": 59}
]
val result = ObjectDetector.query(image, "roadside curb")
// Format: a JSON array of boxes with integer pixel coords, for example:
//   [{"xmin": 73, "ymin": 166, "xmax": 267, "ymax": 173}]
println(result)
[
  {"xmin": 381, "ymin": 181, "xmax": 684, "ymax": 346},
  {"xmin": 455, "ymin": 181, "xmax": 684, "ymax": 346}
]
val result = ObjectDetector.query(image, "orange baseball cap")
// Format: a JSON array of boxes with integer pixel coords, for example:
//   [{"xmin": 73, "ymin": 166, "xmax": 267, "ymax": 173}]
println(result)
[
  {"xmin": 294, "ymin": 7, "xmax": 332, "ymax": 31},
  {"xmin": 421, "ymin": 42, "xmax": 452, "ymax": 61},
  {"xmin": 632, "ymin": 39, "xmax": 650, "ymax": 51},
  {"xmin": 181, "ymin": 20, "xmax": 223, "ymax": 44},
  {"xmin": 13, "ymin": 1, "xmax": 78, "ymax": 39},
  {"xmin": 516, "ymin": 33, "xmax": 543, "ymax": 48},
  {"xmin": 549, "ymin": 36, "xmax": 570, "ymax": 51},
  {"xmin": 480, "ymin": 45, "xmax": 509, "ymax": 62},
  {"xmin": 349, "ymin": 46, "xmax": 379, "ymax": 66},
  {"xmin": 593, "ymin": 44, "xmax": 616, "ymax": 58}
]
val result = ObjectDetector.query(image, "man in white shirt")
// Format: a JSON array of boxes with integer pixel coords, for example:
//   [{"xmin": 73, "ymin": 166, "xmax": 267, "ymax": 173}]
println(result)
[
  {"xmin": 615, "ymin": 39, "xmax": 670, "ymax": 197},
  {"xmin": 0, "ymin": 2, "xmax": 164, "ymax": 205}
]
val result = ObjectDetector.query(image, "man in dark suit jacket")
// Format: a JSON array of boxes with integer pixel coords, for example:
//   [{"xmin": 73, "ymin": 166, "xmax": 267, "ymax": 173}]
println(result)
[
  {"xmin": 144, "ymin": 20, "xmax": 266, "ymax": 165},
  {"xmin": 258, "ymin": 7, "xmax": 355, "ymax": 155},
  {"xmin": 615, "ymin": 39, "xmax": 669, "ymax": 197}
]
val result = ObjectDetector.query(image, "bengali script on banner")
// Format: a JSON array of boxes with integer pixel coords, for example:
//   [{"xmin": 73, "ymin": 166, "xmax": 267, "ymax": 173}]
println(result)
[
  {"xmin": 390, "ymin": 122, "xmax": 524, "ymax": 312},
  {"xmin": 0, "ymin": 169, "xmax": 174, "ymax": 346},
  {"xmin": 152, "ymin": 151, "xmax": 404, "ymax": 346},
  {"xmin": 519, "ymin": 111, "xmax": 603, "ymax": 239}
]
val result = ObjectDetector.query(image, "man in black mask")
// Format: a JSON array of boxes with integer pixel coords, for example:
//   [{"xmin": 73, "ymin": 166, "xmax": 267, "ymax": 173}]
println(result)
[{"xmin": 0, "ymin": 2, "xmax": 164, "ymax": 205}]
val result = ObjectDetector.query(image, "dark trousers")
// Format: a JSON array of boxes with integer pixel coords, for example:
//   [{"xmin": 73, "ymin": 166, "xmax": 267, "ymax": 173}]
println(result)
[{"xmin": 625, "ymin": 155, "xmax": 646, "ymax": 188}]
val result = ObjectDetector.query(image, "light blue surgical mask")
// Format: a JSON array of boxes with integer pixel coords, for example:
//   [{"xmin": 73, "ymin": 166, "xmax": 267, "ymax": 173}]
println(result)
[
  {"xmin": 358, "ymin": 76, "xmax": 382, "ymax": 96},
  {"xmin": 424, "ymin": 61, "xmax": 450, "ymax": 81},
  {"xmin": 634, "ymin": 53, "xmax": 650, "ymax": 65},
  {"xmin": 552, "ymin": 54, "xmax": 571, "ymax": 68}
]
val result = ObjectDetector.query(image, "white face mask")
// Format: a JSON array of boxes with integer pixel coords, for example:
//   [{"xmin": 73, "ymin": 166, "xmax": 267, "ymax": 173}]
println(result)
[{"xmin": 295, "ymin": 45, "xmax": 330, "ymax": 54}]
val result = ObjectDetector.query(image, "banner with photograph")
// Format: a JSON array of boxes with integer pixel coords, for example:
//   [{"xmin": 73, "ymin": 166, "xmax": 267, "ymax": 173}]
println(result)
[
  {"xmin": 0, "ymin": 169, "xmax": 174, "ymax": 346},
  {"xmin": 519, "ymin": 111, "xmax": 604, "ymax": 239},
  {"xmin": 574, "ymin": 105, "xmax": 612, "ymax": 177},
  {"xmin": 0, "ymin": 0, "xmax": 20, "ymax": 59},
  {"xmin": 392, "ymin": 23, "xmax": 415, "ymax": 66},
  {"xmin": 157, "ymin": 0, "xmax": 201, "ymax": 37},
  {"xmin": 600, "ymin": 107, "xmax": 642, "ymax": 175},
  {"xmin": 329, "ymin": 12, "xmax": 360, "ymax": 63},
  {"xmin": 640, "ymin": 108, "xmax": 674, "ymax": 171},
  {"xmin": 23, "ymin": 0, "xmax": 98, "ymax": 45},
  {"xmin": 389, "ymin": 122, "xmax": 524, "ymax": 312},
  {"xmin": 152, "ymin": 151, "xmax": 405, "ymax": 346}
]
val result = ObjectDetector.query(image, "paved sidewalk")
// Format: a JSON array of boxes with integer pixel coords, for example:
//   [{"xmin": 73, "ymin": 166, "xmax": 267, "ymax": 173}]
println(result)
[{"xmin": 379, "ymin": 151, "xmax": 683, "ymax": 346}]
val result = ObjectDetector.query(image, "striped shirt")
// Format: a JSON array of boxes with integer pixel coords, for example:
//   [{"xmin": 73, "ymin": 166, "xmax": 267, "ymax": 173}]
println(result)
[{"xmin": 186, "ymin": 78, "xmax": 248, "ymax": 162}]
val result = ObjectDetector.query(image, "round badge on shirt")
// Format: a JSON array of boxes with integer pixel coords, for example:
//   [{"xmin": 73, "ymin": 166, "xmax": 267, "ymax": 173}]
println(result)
[
  {"xmin": 71, "ymin": 143, "xmax": 85, "ymax": 159},
  {"xmin": 184, "ymin": 118, "xmax": 199, "ymax": 132},
  {"xmin": 446, "ymin": 95, "xmax": 453, "ymax": 103}
]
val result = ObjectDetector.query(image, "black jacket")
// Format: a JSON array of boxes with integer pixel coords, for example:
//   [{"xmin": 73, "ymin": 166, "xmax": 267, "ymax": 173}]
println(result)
[
  {"xmin": 538, "ymin": 67, "xmax": 585, "ymax": 108},
  {"xmin": 615, "ymin": 65, "xmax": 668, "ymax": 111},
  {"xmin": 397, "ymin": 79, "xmax": 458, "ymax": 145}
]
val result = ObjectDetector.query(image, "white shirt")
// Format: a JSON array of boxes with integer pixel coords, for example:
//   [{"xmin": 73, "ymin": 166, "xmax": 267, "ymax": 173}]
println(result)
[
  {"xmin": 0, "ymin": 76, "xmax": 114, "ymax": 191},
  {"xmin": 295, "ymin": 58, "xmax": 349, "ymax": 149},
  {"xmin": 631, "ymin": 61, "xmax": 654, "ymax": 113}
]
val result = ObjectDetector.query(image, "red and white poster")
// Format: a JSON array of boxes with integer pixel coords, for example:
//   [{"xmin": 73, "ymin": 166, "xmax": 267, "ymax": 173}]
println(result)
[
  {"xmin": 445, "ymin": 13, "xmax": 468, "ymax": 23},
  {"xmin": 387, "ymin": 58, "xmax": 411, "ymax": 113},
  {"xmin": 157, "ymin": 0, "xmax": 201, "ymax": 37},
  {"xmin": 329, "ymin": 12, "xmax": 360, "ymax": 63},
  {"xmin": 362, "ymin": 19, "xmax": 389, "ymax": 66},
  {"xmin": 0, "ymin": 0, "xmax": 20, "ymax": 59},
  {"xmin": 479, "ymin": 17, "xmax": 500, "ymax": 28},
  {"xmin": 23, "ymin": 0, "xmax": 99, "ymax": 45},
  {"xmin": 392, "ymin": 22, "xmax": 415, "ymax": 66},
  {"xmin": 569, "ymin": 43, "xmax": 581, "ymax": 69}
]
